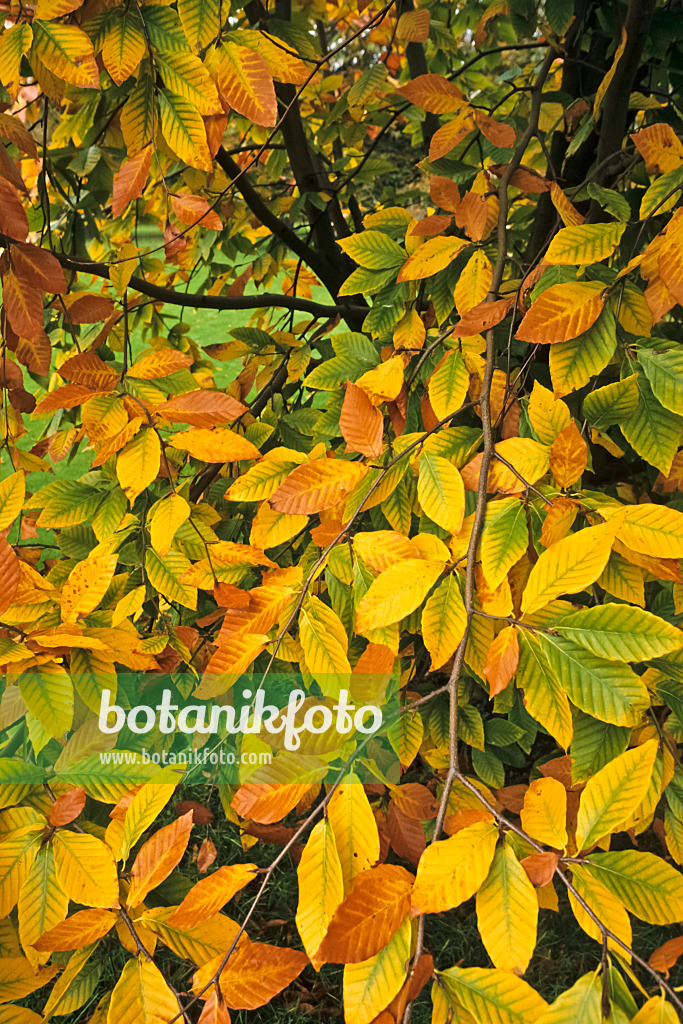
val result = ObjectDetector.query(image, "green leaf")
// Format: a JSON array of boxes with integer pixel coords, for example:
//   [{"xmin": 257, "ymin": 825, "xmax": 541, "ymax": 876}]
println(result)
[
  {"xmin": 544, "ymin": 0, "xmax": 574, "ymax": 35},
  {"xmin": 549, "ymin": 308, "xmax": 617, "ymax": 396},
  {"xmin": 338, "ymin": 231, "xmax": 405, "ymax": 270},
  {"xmin": 516, "ymin": 632, "xmax": 573, "ymax": 749},
  {"xmin": 480, "ymin": 498, "xmax": 528, "ymax": 591},
  {"xmin": 639, "ymin": 164, "xmax": 683, "ymax": 219},
  {"xmin": 582, "ymin": 374, "xmax": 639, "ymax": 429},
  {"xmin": 586, "ymin": 183, "xmax": 631, "ymax": 222},
  {"xmin": 18, "ymin": 665, "xmax": 74, "ymax": 739},
  {"xmin": 33, "ymin": 481, "xmax": 102, "ymax": 529},
  {"xmin": 536, "ymin": 971, "xmax": 602, "ymax": 1024},
  {"xmin": 556, "ymin": 603, "xmax": 683, "ymax": 660},
  {"xmin": 583, "ymin": 850, "xmax": 683, "ymax": 924},
  {"xmin": 638, "ymin": 344, "xmax": 683, "ymax": 415},
  {"xmin": 439, "ymin": 965, "xmax": 547, "ymax": 1024},
  {"xmin": 536, "ymin": 633, "xmax": 649, "ymax": 727},
  {"xmin": 145, "ymin": 548, "xmax": 197, "ymax": 609},
  {"xmin": 0, "ymin": 759, "xmax": 45, "ymax": 785},
  {"xmin": 570, "ymin": 710, "xmax": 630, "ymax": 787},
  {"xmin": 619, "ymin": 372, "xmax": 683, "ymax": 475}
]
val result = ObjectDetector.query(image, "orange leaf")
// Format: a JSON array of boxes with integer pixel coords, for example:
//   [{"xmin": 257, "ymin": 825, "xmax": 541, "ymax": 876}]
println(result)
[
  {"xmin": 269, "ymin": 459, "xmax": 367, "ymax": 514},
  {"xmin": 231, "ymin": 779, "xmax": 312, "ymax": 824},
  {"xmin": 215, "ymin": 43, "xmax": 277, "ymax": 126},
  {"xmin": 483, "ymin": 625, "xmax": 519, "ymax": 697},
  {"xmin": 34, "ymin": 384, "xmax": 106, "ymax": 415},
  {"xmin": 0, "ymin": 536, "xmax": 20, "ymax": 615},
  {"xmin": 168, "ymin": 427, "xmax": 261, "ymax": 462},
  {"xmin": 540, "ymin": 496, "xmax": 579, "ymax": 547},
  {"xmin": 64, "ymin": 294, "xmax": 116, "ymax": 325},
  {"xmin": 649, "ymin": 935, "xmax": 683, "ymax": 976},
  {"xmin": 2, "ymin": 270, "xmax": 44, "ymax": 341},
  {"xmin": 197, "ymin": 837, "xmax": 218, "ymax": 873},
  {"xmin": 549, "ymin": 421, "xmax": 587, "ymax": 488},
  {"xmin": 520, "ymin": 852, "xmax": 559, "ymax": 888},
  {"xmin": 452, "ymin": 296, "xmax": 511, "ymax": 336},
  {"xmin": 631, "ymin": 122, "xmax": 683, "ymax": 173},
  {"xmin": 340, "ymin": 382, "xmax": 383, "ymax": 458},
  {"xmin": 167, "ymin": 864, "xmax": 258, "ymax": 929},
  {"xmin": 0, "ymin": 112, "xmax": 38, "ymax": 157},
  {"xmin": 11, "ymin": 242, "xmax": 66, "ymax": 294},
  {"xmin": 59, "ymin": 353, "xmax": 118, "ymax": 390},
  {"xmin": 388, "ymin": 783, "xmax": 438, "ymax": 820},
  {"xmin": 193, "ymin": 943, "xmax": 308, "ymax": 1009},
  {"xmin": 112, "ymin": 147, "xmax": 152, "ymax": 218},
  {"xmin": 430, "ymin": 175, "xmax": 460, "ymax": 213},
  {"xmin": 0, "ymin": 179, "xmax": 28, "ymax": 240},
  {"xmin": 159, "ymin": 391, "xmax": 247, "ymax": 427},
  {"xmin": 128, "ymin": 810, "xmax": 194, "ymax": 907},
  {"xmin": 454, "ymin": 191, "xmax": 489, "ymax": 241},
  {"xmin": 474, "ymin": 110, "xmax": 515, "ymax": 148},
  {"xmin": 32, "ymin": 908, "xmax": 117, "ymax": 951},
  {"xmin": 199, "ymin": 992, "xmax": 232, "ymax": 1024},
  {"xmin": 315, "ymin": 864, "xmax": 414, "ymax": 963},
  {"xmin": 127, "ymin": 349, "xmax": 194, "ymax": 379},
  {"xmin": 550, "ymin": 182, "xmax": 584, "ymax": 227},
  {"xmin": 396, "ymin": 74, "xmax": 465, "ymax": 114},
  {"xmin": 515, "ymin": 281, "xmax": 605, "ymax": 344},
  {"xmin": 48, "ymin": 788, "xmax": 86, "ymax": 826},
  {"xmin": 171, "ymin": 193, "xmax": 222, "ymax": 232},
  {"xmin": 429, "ymin": 109, "xmax": 476, "ymax": 162}
]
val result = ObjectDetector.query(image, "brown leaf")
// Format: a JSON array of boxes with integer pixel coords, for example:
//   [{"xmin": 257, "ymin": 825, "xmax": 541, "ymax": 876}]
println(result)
[
  {"xmin": 12, "ymin": 243, "xmax": 66, "ymax": 293},
  {"xmin": 520, "ymin": 852, "xmax": 559, "ymax": 888},
  {"xmin": 176, "ymin": 800, "xmax": 214, "ymax": 825},
  {"xmin": 49, "ymin": 787, "xmax": 86, "ymax": 826},
  {"xmin": 386, "ymin": 802, "xmax": 426, "ymax": 866},
  {"xmin": 0, "ymin": 179, "xmax": 28, "ymax": 240},
  {"xmin": 197, "ymin": 837, "xmax": 218, "ymax": 873}
]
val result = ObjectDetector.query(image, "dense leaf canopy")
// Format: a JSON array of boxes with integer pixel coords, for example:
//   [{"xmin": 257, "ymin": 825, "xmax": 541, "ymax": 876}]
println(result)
[{"xmin": 1, "ymin": 0, "xmax": 683, "ymax": 1020}]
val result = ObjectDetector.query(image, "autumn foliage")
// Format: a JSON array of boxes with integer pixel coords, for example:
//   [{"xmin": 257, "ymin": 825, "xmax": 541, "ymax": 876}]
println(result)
[{"xmin": 2, "ymin": 0, "xmax": 683, "ymax": 1021}]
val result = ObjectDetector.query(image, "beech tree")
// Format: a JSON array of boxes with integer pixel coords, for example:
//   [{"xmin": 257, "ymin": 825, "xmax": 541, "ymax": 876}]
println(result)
[{"xmin": 2, "ymin": 0, "xmax": 683, "ymax": 1020}]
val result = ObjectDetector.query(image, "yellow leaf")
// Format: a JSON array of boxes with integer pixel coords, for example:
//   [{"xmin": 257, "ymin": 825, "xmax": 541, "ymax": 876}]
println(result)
[
  {"xmin": 299, "ymin": 596, "xmax": 352, "ymax": 695},
  {"xmin": 53, "ymin": 830, "xmax": 119, "ymax": 908},
  {"xmin": 593, "ymin": 27, "xmax": 627, "ymax": 121},
  {"xmin": 421, "ymin": 574, "xmax": 467, "ymax": 670},
  {"xmin": 169, "ymin": 427, "xmax": 261, "ymax": 463},
  {"xmin": 108, "ymin": 957, "xmax": 179, "ymax": 1024},
  {"xmin": 214, "ymin": 42, "xmax": 277, "ymax": 126},
  {"xmin": 117, "ymin": 428, "xmax": 161, "ymax": 505},
  {"xmin": 632, "ymin": 997, "xmax": 681, "ymax": 1024},
  {"xmin": 397, "ymin": 236, "xmax": 469, "ymax": 282},
  {"xmin": 356, "ymin": 558, "xmax": 445, "ymax": 633},
  {"xmin": 575, "ymin": 739, "xmax": 658, "ymax": 850},
  {"xmin": 18, "ymin": 845, "xmax": 68, "ymax": 967},
  {"xmin": 113, "ymin": 782, "xmax": 178, "ymax": 863},
  {"xmin": 618, "ymin": 502, "xmax": 683, "ymax": 558},
  {"xmin": 520, "ymin": 778, "xmax": 568, "ymax": 850},
  {"xmin": 0, "ymin": 472, "xmax": 24, "ymax": 530},
  {"xmin": 295, "ymin": 818, "xmax": 344, "ymax": 968},
  {"xmin": 439, "ymin": 965, "xmax": 548, "ymax": 1024},
  {"xmin": 418, "ymin": 454, "xmax": 465, "ymax": 535},
  {"xmin": 32, "ymin": 20, "xmax": 99, "ymax": 90},
  {"xmin": 342, "ymin": 914, "xmax": 411, "ymax": 1024},
  {"xmin": 149, "ymin": 493, "xmax": 191, "ymax": 557},
  {"xmin": 0, "ymin": 827, "xmax": 42, "ymax": 918},
  {"xmin": 455, "ymin": 250, "xmax": 493, "ymax": 314},
  {"xmin": 61, "ymin": 553, "xmax": 118, "ymax": 623},
  {"xmin": 549, "ymin": 182, "xmax": 585, "ymax": 227},
  {"xmin": 428, "ymin": 351, "xmax": 469, "ymax": 420},
  {"xmin": 545, "ymin": 223, "xmax": 625, "ymax": 266},
  {"xmin": 568, "ymin": 865, "xmax": 631, "ymax": 954},
  {"xmin": 327, "ymin": 775, "xmax": 380, "ymax": 895},
  {"xmin": 158, "ymin": 88, "xmax": 212, "ymax": 172},
  {"xmin": 412, "ymin": 821, "xmax": 499, "ymax": 914},
  {"xmin": 355, "ymin": 356, "xmax": 405, "ymax": 405},
  {"xmin": 475, "ymin": 841, "xmax": 538, "ymax": 975},
  {"xmin": 462, "ymin": 437, "xmax": 550, "ymax": 495},
  {"xmin": 520, "ymin": 521, "xmax": 617, "ymax": 616},
  {"xmin": 527, "ymin": 382, "xmax": 570, "ymax": 445}
]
